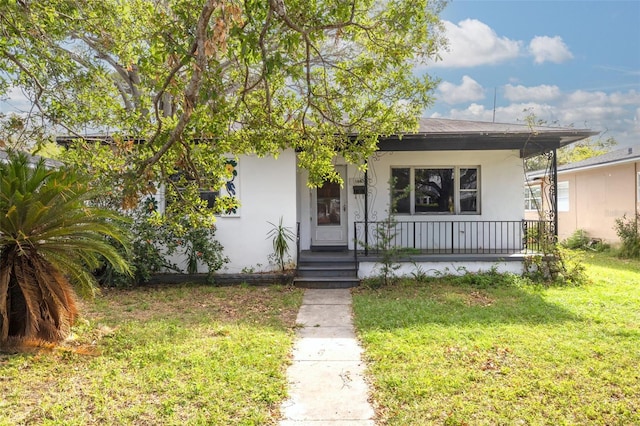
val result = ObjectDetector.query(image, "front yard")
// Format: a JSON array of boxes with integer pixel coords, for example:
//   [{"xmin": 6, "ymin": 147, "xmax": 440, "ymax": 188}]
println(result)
[
  {"xmin": 352, "ymin": 252, "xmax": 640, "ymax": 425},
  {"xmin": 0, "ymin": 285, "xmax": 303, "ymax": 425},
  {"xmin": 1, "ymin": 252, "xmax": 638, "ymax": 425}
]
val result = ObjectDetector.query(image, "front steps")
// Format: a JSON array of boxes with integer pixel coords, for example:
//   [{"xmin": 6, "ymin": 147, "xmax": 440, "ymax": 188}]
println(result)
[{"xmin": 294, "ymin": 251, "xmax": 360, "ymax": 288}]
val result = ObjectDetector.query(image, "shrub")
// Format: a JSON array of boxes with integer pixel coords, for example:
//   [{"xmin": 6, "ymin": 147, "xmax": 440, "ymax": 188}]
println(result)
[
  {"xmin": 614, "ymin": 213, "xmax": 640, "ymax": 259},
  {"xmin": 524, "ymin": 245, "xmax": 588, "ymax": 286},
  {"xmin": 97, "ymin": 197, "xmax": 227, "ymax": 287},
  {"xmin": 562, "ymin": 229, "xmax": 590, "ymax": 249}
]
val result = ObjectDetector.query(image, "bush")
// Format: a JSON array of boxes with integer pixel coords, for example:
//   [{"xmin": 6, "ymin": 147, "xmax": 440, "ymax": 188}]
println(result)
[
  {"xmin": 614, "ymin": 213, "xmax": 640, "ymax": 259},
  {"xmin": 97, "ymin": 197, "xmax": 228, "ymax": 287},
  {"xmin": 562, "ymin": 229, "xmax": 590, "ymax": 249},
  {"xmin": 524, "ymin": 245, "xmax": 588, "ymax": 286}
]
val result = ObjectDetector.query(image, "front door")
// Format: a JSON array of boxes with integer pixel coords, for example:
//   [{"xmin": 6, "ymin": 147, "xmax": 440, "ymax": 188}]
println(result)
[{"xmin": 311, "ymin": 166, "xmax": 348, "ymax": 247}]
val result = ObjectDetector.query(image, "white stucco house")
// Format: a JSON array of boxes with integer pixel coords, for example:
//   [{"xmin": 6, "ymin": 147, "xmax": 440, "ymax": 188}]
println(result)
[
  {"xmin": 202, "ymin": 118, "xmax": 597, "ymax": 286},
  {"xmin": 57, "ymin": 118, "xmax": 597, "ymax": 287}
]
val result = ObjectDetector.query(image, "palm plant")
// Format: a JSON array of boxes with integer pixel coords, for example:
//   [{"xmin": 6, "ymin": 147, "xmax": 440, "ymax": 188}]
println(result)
[
  {"xmin": 0, "ymin": 152, "xmax": 131, "ymax": 343},
  {"xmin": 266, "ymin": 217, "xmax": 295, "ymax": 272}
]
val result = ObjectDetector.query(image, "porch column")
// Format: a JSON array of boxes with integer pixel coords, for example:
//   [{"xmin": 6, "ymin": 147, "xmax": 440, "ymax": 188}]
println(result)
[
  {"xmin": 552, "ymin": 148, "xmax": 558, "ymax": 241},
  {"xmin": 364, "ymin": 160, "xmax": 369, "ymax": 255}
]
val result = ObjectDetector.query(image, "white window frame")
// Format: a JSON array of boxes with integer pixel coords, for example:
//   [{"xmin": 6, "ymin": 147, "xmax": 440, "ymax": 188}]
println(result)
[
  {"xmin": 391, "ymin": 166, "xmax": 480, "ymax": 215},
  {"xmin": 525, "ymin": 184, "xmax": 543, "ymax": 211},
  {"xmin": 557, "ymin": 181, "xmax": 569, "ymax": 212}
]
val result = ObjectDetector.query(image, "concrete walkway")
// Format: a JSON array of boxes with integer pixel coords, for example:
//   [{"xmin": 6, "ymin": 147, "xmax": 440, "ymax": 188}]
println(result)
[{"xmin": 280, "ymin": 289, "xmax": 376, "ymax": 425}]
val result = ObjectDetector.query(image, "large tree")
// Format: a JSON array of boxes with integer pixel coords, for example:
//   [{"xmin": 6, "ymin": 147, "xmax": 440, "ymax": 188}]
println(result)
[{"xmin": 0, "ymin": 0, "xmax": 446, "ymax": 213}]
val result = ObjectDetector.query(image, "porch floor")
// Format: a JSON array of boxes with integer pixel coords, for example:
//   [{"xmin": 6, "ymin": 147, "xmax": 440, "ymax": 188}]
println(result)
[{"xmin": 300, "ymin": 249, "xmax": 536, "ymax": 262}]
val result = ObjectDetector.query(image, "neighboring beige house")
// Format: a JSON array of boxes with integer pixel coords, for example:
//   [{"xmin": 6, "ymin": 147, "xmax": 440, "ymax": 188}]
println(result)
[{"xmin": 526, "ymin": 145, "xmax": 640, "ymax": 244}]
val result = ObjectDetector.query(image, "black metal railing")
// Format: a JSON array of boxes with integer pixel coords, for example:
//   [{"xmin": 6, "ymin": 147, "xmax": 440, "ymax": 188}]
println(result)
[{"xmin": 354, "ymin": 220, "xmax": 553, "ymax": 256}]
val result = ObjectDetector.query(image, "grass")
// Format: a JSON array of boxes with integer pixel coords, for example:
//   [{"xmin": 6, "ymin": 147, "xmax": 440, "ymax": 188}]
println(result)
[
  {"xmin": 353, "ymin": 251, "xmax": 640, "ymax": 425},
  {"xmin": 0, "ymin": 284, "xmax": 303, "ymax": 426}
]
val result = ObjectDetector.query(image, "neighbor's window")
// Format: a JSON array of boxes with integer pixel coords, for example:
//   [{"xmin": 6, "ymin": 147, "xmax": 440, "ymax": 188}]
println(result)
[
  {"xmin": 557, "ymin": 181, "xmax": 569, "ymax": 212},
  {"xmin": 525, "ymin": 184, "xmax": 542, "ymax": 211},
  {"xmin": 391, "ymin": 166, "xmax": 479, "ymax": 214}
]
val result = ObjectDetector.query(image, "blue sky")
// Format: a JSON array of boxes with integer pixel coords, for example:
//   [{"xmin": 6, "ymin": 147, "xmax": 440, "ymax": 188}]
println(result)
[{"xmin": 424, "ymin": 0, "xmax": 640, "ymax": 146}]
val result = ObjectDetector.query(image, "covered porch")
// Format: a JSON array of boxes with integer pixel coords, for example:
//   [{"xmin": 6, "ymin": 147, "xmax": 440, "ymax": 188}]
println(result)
[{"xmin": 295, "ymin": 118, "xmax": 597, "ymax": 285}]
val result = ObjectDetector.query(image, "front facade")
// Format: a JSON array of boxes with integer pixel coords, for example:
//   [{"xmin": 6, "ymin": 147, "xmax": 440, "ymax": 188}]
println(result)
[
  {"xmin": 211, "ymin": 118, "xmax": 597, "ymax": 278},
  {"xmin": 55, "ymin": 119, "xmax": 596, "ymax": 281},
  {"xmin": 526, "ymin": 145, "xmax": 640, "ymax": 244}
]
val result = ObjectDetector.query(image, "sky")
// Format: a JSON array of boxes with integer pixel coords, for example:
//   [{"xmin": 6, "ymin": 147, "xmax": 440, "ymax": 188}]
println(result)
[{"xmin": 423, "ymin": 0, "xmax": 640, "ymax": 147}]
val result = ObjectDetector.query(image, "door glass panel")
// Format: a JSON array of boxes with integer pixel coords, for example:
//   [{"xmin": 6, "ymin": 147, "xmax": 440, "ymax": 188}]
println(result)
[{"xmin": 316, "ymin": 181, "xmax": 341, "ymax": 226}]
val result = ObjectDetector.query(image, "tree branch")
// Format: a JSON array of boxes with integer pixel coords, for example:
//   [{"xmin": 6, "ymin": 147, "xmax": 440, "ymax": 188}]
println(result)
[{"xmin": 137, "ymin": 0, "xmax": 219, "ymax": 174}]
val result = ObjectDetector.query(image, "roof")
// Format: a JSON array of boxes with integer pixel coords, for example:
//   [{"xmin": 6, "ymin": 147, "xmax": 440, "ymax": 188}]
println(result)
[
  {"xmin": 0, "ymin": 149, "xmax": 63, "ymax": 168},
  {"xmin": 56, "ymin": 118, "xmax": 599, "ymax": 159},
  {"xmin": 377, "ymin": 118, "xmax": 599, "ymax": 158},
  {"xmin": 526, "ymin": 144, "xmax": 640, "ymax": 180},
  {"xmin": 555, "ymin": 144, "xmax": 640, "ymax": 173}
]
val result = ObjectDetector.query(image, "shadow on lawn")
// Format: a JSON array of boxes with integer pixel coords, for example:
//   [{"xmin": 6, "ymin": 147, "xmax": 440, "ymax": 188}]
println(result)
[{"xmin": 353, "ymin": 283, "xmax": 581, "ymax": 330}]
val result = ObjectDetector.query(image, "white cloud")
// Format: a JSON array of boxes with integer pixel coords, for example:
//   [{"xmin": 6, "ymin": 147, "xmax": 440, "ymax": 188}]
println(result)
[
  {"xmin": 432, "ymin": 86, "xmax": 640, "ymax": 145},
  {"xmin": 437, "ymin": 76, "xmax": 485, "ymax": 104},
  {"xmin": 430, "ymin": 19, "xmax": 522, "ymax": 68},
  {"xmin": 504, "ymin": 84, "xmax": 561, "ymax": 103},
  {"xmin": 528, "ymin": 36, "xmax": 573, "ymax": 64},
  {"xmin": 0, "ymin": 86, "xmax": 32, "ymax": 113},
  {"xmin": 608, "ymin": 90, "xmax": 640, "ymax": 106}
]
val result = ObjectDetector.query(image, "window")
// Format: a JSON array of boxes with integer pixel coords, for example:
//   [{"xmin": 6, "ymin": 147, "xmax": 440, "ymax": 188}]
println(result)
[
  {"xmin": 168, "ymin": 158, "xmax": 239, "ymax": 215},
  {"xmin": 557, "ymin": 181, "xmax": 569, "ymax": 212},
  {"xmin": 525, "ymin": 184, "xmax": 542, "ymax": 211},
  {"xmin": 199, "ymin": 189, "xmax": 219, "ymax": 209},
  {"xmin": 391, "ymin": 166, "xmax": 479, "ymax": 214}
]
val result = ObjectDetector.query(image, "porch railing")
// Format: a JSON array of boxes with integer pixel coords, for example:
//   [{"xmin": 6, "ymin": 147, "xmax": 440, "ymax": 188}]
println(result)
[{"xmin": 354, "ymin": 220, "xmax": 553, "ymax": 259}]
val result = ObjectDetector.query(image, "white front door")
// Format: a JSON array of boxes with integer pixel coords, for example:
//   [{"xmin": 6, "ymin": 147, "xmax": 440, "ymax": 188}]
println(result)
[{"xmin": 311, "ymin": 166, "xmax": 348, "ymax": 247}]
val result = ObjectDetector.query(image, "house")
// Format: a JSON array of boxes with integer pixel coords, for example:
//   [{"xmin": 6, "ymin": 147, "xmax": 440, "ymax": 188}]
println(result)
[
  {"xmin": 206, "ymin": 118, "xmax": 597, "ymax": 285},
  {"xmin": 0, "ymin": 149, "xmax": 63, "ymax": 168},
  {"xmin": 56, "ymin": 118, "xmax": 597, "ymax": 286},
  {"xmin": 526, "ymin": 145, "xmax": 640, "ymax": 244}
]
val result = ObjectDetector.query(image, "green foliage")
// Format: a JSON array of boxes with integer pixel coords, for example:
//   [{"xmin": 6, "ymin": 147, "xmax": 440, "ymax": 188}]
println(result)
[
  {"xmin": 0, "ymin": 284, "xmax": 304, "ymax": 424},
  {"xmin": 526, "ymin": 136, "xmax": 617, "ymax": 171},
  {"xmin": 0, "ymin": 151, "xmax": 131, "ymax": 342},
  {"xmin": 0, "ymin": 0, "xmax": 447, "ymax": 221},
  {"xmin": 352, "ymin": 251, "xmax": 640, "ymax": 425},
  {"xmin": 363, "ymin": 178, "xmax": 411, "ymax": 287},
  {"xmin": 560, "ymin": 229, "xmax": 610, "ymax": 252},
  {"xmin": 562, "ymin": 229, "xmax": 590, "ymax": 249},
  {"xmin": 266, "ymin": 217, "xmax": 295, "ymax": 272},
  {"xmin": 98, "ymin": 197, "xmax": 228, "ymax": 287},
  {"xmin": 447, "ymin": 265, "xmax": 506, "ymax": 288},
  {"xmin": 524, "ymin": 245, "xmax": 588, "ymax": 286},
  {"xmin": 614, "ymin": 213, "xmax": 640, "ymax": 259}
]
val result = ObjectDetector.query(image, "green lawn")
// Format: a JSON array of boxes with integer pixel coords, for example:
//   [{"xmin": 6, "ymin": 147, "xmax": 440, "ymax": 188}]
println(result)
[
  {"xmin": 0, "ymin": 284, "xmax": 303, "ymax": 426},
  {"xmin": 353, "ymin": 252, "xmax": 640, "ymax": 425}
]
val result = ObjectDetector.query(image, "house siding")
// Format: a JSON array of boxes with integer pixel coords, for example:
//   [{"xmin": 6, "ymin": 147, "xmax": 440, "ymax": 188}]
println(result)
[
  {"xmin": 559, "ymin": 162, "xmax": 639, "ymax": 243},
  {"xmin": 527, "ymin": 160, "xmax": 640, "ymax": 244},
  {"xmin": 215, "ymin": 151, "xmax": 298, "ymax": 272},
  {"xmin": 161, "ymin": 151, "xmax": 298, "ymax": 274}
]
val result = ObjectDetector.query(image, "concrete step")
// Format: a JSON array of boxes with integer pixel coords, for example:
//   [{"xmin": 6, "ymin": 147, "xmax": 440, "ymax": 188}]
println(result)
[
  {"xmin": 297, "ymin": 265, "xmax": 358, "ymax": 279},
  {"xmin": 293, "ymin": 277, "xmax": 361, "ymax": 289},
  {"xmin": 298, "ymin": 257, "xmax": 356, "ymax": 265}
]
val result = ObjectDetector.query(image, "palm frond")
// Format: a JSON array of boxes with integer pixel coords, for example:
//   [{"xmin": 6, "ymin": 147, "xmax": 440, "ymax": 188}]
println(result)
[{"xmin": 0, "ymin": 151, "xmax": 131, "ymax": 343}]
